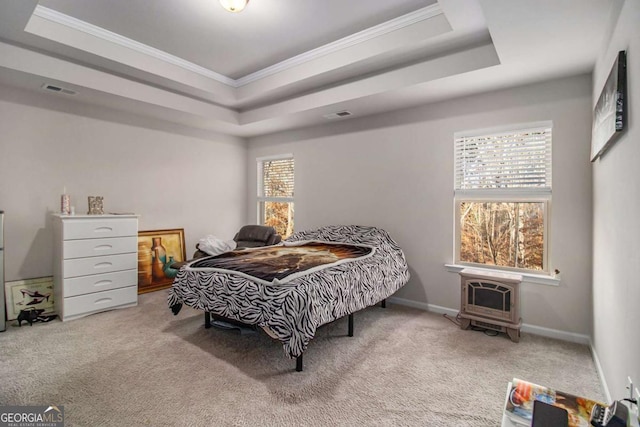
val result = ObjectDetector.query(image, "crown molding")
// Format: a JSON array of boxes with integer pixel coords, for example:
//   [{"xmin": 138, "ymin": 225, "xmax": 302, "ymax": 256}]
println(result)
[
  {"xmin": 32, "ymin": 5, "xmax": 236, "ymax": 86},
  {"xmin": 32, "ymin": 4, "xmax": 443, "ymax": 89},
  {"xmin": 234, "ymin": 3, "xmax": 443, "ymax": 86}
]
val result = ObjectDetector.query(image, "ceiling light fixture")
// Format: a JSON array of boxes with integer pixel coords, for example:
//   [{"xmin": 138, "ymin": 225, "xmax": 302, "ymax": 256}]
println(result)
[{"xmin": 219, "ymin": 0, "xmax": 249, "ymax": 13}]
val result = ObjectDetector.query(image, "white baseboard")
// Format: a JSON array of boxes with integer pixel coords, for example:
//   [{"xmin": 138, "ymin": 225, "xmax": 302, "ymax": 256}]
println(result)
[
  {"xmin": 520, "ymin": 324, "xmax": 590, "ymax": 345},
  {"xmin": 388, "ymin": 297, "xmax": 458, "ymax": 316},
  {"xmin": 589, "ymin": 341, "xmax": 612, "ymax": 402},
  {"xmin": 387, "ymin": 297, "xmax": 590, "ymax": 345}
]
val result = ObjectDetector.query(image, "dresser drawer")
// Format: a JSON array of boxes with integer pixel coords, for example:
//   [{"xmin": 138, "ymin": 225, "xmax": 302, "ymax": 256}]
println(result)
[
  {"xmin": 63, "ymin": 218, "xmax": 138, "ymax": 240},
  {"xmin": 63, "ymin": 286, "xmax": 138, "ymax": 318},
  {"xmin": 63, "ymin": 269, "xmax": 137, "ymax": 297},
  {"xmin": 63, "ymin": 236, "xmax": 137, "ymax": 259},
  {"xmin": 64, "ymin": 253, "xmax": 137, "ymax": 278}
]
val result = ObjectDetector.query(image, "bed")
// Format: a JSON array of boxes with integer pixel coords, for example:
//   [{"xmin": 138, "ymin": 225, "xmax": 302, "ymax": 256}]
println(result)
[{"xmin": 168, "ymin": 225, "xmax": 410, "ymax": 370}]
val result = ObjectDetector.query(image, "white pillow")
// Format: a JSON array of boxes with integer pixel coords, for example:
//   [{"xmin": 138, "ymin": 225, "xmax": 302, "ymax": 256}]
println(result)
[{"xmin": 198, "ymin": 235, "xmax": 237, "ymax": 256}]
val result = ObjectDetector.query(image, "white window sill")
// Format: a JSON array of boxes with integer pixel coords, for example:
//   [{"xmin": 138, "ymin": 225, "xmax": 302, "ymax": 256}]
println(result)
[{"xmin": 444, "ymin": 264, "xmax": 560, "ymax": 286}]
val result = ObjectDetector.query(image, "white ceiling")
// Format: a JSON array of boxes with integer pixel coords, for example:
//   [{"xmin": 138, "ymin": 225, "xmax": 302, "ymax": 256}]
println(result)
[
  {"xmin": 0, "ymin": 0, "xmax": 621, "ymax": 138},
  {"xmin": 38, "ymin": 0, "xmax": 436, "ymax": 79}
]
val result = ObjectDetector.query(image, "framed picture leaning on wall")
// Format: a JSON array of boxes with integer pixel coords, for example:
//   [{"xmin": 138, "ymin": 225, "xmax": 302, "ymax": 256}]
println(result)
[
  {"xmin": 4, "ymin": 276, "xmax": 55, "ymax": 321},
  {"xmin": 137, "ymin": 229, "xmax": 186, "ymax": 294}
]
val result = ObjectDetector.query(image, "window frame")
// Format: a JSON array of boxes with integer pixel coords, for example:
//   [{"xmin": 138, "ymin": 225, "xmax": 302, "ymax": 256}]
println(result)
[
  {"xmin": 453, "ymin": 122, "xmax": 552, "ymax": 275},
  {"xmin": 454, "ymin": 196, "xmax": 550, "ymax": 274},
  {"xmin": 256, "ymin": 153, "xmax": 294, "ymax": 233}
]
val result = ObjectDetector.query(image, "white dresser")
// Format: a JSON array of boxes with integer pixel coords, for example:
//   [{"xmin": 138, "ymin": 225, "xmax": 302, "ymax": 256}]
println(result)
[{"xmin": 53, "ymin": 214, "xmax": 139, "ymax": 321}]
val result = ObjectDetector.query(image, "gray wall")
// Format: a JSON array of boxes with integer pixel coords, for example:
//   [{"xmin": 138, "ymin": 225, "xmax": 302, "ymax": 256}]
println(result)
[
  {"xmin": 248, "ymin": 74, "xmax": 594, "ymax": 336},
  {"xmin": 0, "ymin": 85, "xmax": 247, "ymax": 281},
  {"xmin": 592, "ymin": 0, "xmax": 640, "ymax": 400}
]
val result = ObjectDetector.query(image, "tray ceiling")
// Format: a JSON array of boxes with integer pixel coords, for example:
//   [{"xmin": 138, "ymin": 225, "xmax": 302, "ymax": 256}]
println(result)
[{"xmin": 0, "ymin": 0, "xmax": 621, "ymax": 137}]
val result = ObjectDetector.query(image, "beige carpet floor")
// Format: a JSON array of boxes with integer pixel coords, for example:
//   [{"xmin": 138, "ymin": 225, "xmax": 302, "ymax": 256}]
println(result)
[{"xmin": 0, "ymin": 291, "xmax": 603, "ymax": 426}]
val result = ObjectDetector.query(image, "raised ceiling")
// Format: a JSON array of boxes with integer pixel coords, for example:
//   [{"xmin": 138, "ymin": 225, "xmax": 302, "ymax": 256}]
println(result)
[
  {"xmin": 38, "ymin": 0, "xmax": 436, "ymax": 79},
  {"xmin": 0, "ymin": 0, "xmax": 621, "ymax": 137}
]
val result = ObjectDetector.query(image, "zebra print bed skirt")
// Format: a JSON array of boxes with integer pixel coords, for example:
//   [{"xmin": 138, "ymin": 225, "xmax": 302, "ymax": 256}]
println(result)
[{"xmin": 167, "ymin": 225, "xmax": 410, "ymax": 358}]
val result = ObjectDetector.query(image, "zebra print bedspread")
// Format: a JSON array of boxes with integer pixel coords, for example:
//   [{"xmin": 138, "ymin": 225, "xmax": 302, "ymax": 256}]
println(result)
[{"xmin": 167, "ymin": 225, "xmax": 410, "ymax": 358}]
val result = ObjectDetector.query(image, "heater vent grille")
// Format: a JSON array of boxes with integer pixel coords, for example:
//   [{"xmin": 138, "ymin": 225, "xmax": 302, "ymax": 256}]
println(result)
[
  {"xmin": 471, "ymin": 320, "xmax": 505, "ymax": 332},
  {"xmin": 323, "ymin": 111, "xmax": 352, "ymax": 119},
  {"xmin": 42, "ymin": 83, "xmax": 77, "ymax": 95}
]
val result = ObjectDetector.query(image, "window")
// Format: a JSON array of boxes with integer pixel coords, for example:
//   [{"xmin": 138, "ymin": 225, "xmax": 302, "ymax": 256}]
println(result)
[
  {"xmin": 454, "ymin": 122, "xmax": 552, "ymax": 273},
  {"xmin": 257, "ymin": 154, "xmax": 294, "ymax": 238}
]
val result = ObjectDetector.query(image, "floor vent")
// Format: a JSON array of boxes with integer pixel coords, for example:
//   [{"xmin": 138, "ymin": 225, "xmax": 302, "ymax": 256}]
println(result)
[
  {"xmin": 42, "ymin": 83, "xmax": 77, "ymax": 95},
  {"xmin": 472, "ymin": 320, "xmax": 504, "ymax": 332}
]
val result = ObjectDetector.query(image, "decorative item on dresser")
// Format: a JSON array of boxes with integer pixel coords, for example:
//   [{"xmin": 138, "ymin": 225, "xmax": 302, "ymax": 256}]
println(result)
[
  {"xmin": 53, "ymin": 214, "xmax": 139, "ymax": 321},
  {"xmin": 87, "ymin": 196, "xmax": 104, "ymax": 215}
]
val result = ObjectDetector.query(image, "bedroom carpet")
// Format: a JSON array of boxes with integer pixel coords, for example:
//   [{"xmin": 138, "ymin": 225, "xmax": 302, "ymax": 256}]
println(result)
[{"xmin": 0, "ymin": 291, "xmax": 604, "ymax": 426}]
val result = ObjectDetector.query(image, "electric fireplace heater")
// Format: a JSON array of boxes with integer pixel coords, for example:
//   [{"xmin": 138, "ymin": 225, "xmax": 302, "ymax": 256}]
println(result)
[{"xmin": 458, "ymin": 268, "xmax": 522, "ymax": 342}]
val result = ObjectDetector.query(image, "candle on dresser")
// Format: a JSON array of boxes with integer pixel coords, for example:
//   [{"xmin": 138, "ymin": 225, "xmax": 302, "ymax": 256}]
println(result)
[{"xmin": 60, "ymin": 187, "xmax": 70, "ymax": 215}]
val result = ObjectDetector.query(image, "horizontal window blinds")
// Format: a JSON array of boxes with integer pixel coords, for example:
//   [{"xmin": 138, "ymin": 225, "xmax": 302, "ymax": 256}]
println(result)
[
  {"xmin": 261, "ymin": 157, "xmax": 294, "ymax": 198},
  {"xmin": 455, "ymin": 125, "xmax": 552, "ymax": 194}
]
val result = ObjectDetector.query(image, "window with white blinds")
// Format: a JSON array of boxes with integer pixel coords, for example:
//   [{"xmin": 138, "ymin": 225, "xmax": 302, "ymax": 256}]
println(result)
[
  {"xmin": 257, "ymin": 154, "xmax": 294, "ymax": 238},
  {"xmin": 259, "ymin": 156, "xmax": 294, "ymax": 199},
  {"xmin": 453, "ymin": 122, "xmax": 552, "ymax": 274},
  {"xmin": 454, "ymin": 122, "xmax": 552, "ymax": 196}
]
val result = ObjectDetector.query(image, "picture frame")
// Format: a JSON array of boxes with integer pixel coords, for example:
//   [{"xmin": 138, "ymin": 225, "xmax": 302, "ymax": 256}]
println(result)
[
  {"xmin": 137, "ymin": 228, "xmax": 186, "ymax": 294},
  {"xmin": 87, "ymin": 196, "xmax": 104, "ymax": 215},
  {"xmin": 4, "ymin": 276, "xmax": 55, "ymax": 321},
  {"xmin": 591, "ymin": 50, "xmax": 627, "ymax": 161}
]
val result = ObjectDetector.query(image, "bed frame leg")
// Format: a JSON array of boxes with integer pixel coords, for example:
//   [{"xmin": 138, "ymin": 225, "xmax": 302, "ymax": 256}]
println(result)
[
  {"xmin": 296, "ymin": 354, "xmax": 303, "ymax": 372},
  {"xmin": 348, "ymin": 313, "xmax": 354, "ymax": 337},
  {"xmin": 381, "ymin": 299, "xmax": 386, "ymax": 308},
  {"xmin": 204, "ymin": 311, "xmax": 211, "ymax": 329}
]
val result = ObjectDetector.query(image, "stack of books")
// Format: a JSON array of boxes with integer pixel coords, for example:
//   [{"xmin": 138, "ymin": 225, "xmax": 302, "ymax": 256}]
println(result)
[{"xmin": 504, "ymin": 378, "xmax": 603, "ymax": 427}]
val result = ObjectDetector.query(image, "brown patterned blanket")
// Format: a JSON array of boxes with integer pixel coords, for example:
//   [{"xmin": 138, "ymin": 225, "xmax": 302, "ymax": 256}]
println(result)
[{"xmin": 186, "ymin": 241, "xmax": 374, "ymax": 284}]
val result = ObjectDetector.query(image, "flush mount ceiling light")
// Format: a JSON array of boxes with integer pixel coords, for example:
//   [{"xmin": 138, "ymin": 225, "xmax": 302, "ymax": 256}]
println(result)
[{"xmin": 219, "ymin": 0, "xmax": 249, "ymax": 13}]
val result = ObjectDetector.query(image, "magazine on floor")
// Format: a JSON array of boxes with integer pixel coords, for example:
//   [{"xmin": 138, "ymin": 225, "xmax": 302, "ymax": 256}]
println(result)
[{"xmin": 504, "ymin": 378, "xmax": 603, "ymax": 427}]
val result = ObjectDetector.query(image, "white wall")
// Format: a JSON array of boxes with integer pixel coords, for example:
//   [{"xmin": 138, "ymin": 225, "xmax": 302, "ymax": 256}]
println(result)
[
  {"xmin": 592, "ymin": 0, "xmax": 640, "ymax": 400},
  {"xmin": 248, "ymin": 74, "xmax": 594, "ymax": 336},
  {"xmin": 0, "ymin": 85, "xmax": 247, "ymax": 281}
]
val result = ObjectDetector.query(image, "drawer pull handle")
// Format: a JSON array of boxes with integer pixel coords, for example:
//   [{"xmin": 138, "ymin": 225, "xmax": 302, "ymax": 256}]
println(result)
[
  {"xmin": 94, "ymin": 262, "xmax": 113, "ymax": 269},
  {"xmin": 94, "ymin": 280, "xmax": 113, "ymax": 287},
  {"xmin": 94, "ymin": 298, "xmax": 113, "ymax": 304},
  {"xmin": 94, "ymin": 227, "xmax": 113, "ymax": 233},
  {"xmin": 93, "ymin": 245, "xmax": 113, "ymax": 251}
]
